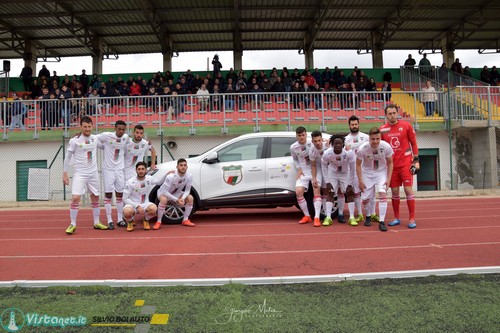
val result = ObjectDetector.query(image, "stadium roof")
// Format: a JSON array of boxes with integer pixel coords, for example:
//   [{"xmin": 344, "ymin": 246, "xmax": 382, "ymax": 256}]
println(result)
[{"xmin": 0, "ymin": 0, "xmax": 499, "ymax": 60}]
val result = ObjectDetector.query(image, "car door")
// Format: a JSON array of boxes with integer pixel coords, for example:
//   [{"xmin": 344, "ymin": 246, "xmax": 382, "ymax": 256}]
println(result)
[
  {"xmin": 264, "ymin": 135, "xmax": 297, "ymax": 204},
  {"xmin": 199, "ymin": 137, "xmax": 267, "ymax": 206}
]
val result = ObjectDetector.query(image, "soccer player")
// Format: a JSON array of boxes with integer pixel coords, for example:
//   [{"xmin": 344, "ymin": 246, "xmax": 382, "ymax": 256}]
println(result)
[
  {"xmin": 63, "ymin": 116, "xmax": 107, "ymax": 234},
  {"xmin": 123, "ymin": 124, "xmax": 157, "ymax": 182},
  {"xmin": 97, "ymin": 120, "xmax": 130, "ymax": 229},
  {"xmin": 321, "ymin": 134, "xmax": 356, "ymax": 225},
  {"xmin": 356, "ymin": 127, "xmax": 394, "ymax": 232},
  {"xmin": 345, "ymin": 115, "xmax": 369, "ymax": 223},
  {"xmin": 380, "ymin": 104, "xmax": 419, "ymax": 229},
  {"xmin": 122, "ymin": 162, "xmax": 160, "ymax": 232},
  {"xmin": 290, "ymin": 126, "xmax": 313, "ymax": 224},
  {"xmin": 309, "ymin": 130, "xmax": 329, "ymax": 227},
  {"xmin": 154, "ymin": 158, "xmax": 195, "ymax": 229}
]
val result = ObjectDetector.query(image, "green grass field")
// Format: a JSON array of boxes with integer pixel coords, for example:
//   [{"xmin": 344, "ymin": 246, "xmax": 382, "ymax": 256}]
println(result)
[{"xmin": 1, "ymin": 274, "xmax": 498, "ymax": 332}]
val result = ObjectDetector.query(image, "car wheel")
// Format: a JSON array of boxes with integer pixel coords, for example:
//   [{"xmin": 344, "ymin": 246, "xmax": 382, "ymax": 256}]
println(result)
[{"xmin": 148, "ymin": 185, "xmax": 195, "ymax": 225}]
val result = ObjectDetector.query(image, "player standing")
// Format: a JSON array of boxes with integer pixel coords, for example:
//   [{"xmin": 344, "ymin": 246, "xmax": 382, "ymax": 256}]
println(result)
[
  {"xmin": 63, "ymin": 116, "xmax": 107, "ymax": 234},
  {"xmin": 356, "ymin": 127, "xmax": 394, "ymax": 232},
  {"xmin": 154, "ymin": 158, "xmax": 195, "ymax": 229},
  {"xmin": 290, "ymin": 126, "xmax": 313, "ymax": 224},
  {"xmin": 97, "ymin": 120, "xmax": 129, "ymax": 229},
  {"xmin": 380, "ymin": 104, "xmax": 419, "ymax": 228},
  {"xmin": 122, "ymin": 162, "xmax": 160, "ymax": 232},
  {"xmin": 321, "ymin": 135, "xmax": 356, "ymax": 225},
  {"xmin": 345, "ymin": 115, "xmax": 369, "ymax": 223},
  {"xmin": 309, "ymin": 130, "xmax": 329, "ymax": 227},
  {"xmin": 123, "ymin": 124, "xmax": 157, "ymax": 182}
]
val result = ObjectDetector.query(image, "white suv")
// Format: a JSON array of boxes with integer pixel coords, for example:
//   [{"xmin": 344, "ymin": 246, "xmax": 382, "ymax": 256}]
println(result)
[{"xmin": 148, "ymin": 132, "xmax": 337, "ymax": 224}]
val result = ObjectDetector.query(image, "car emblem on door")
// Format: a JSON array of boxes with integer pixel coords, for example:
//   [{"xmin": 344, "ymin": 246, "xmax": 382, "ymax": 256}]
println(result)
[{"xmin": 223, "ymin": 165, "xmax": 243, "ymax": 186}]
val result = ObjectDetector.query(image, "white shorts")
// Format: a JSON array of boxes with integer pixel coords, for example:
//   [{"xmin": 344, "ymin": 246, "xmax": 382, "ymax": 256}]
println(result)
[
  {"xmin": 330, "ymin": 176, "xmax": 350, "ymax": 194},
  {"xmin": 124, "ymin": 202, "xmax": 156, "ymax": 214},
  {"xmin": 295, "ymin": 174, "xmax": 312, "ymax": 190},
  {"xmin": 157, "ymin": 188, "xmax": 185, "ymax": 204},
  {"xmin": 361, "ymin": 174, "xmax": 387, "ymax": 201},
  {"xmin": 71, "ymin": 172, "xmax": 100, "ymax": 196},
  {"xmin": 123, "ymin": 168, "xmax": 136, "ymax": 184},
  {"xmin": 102, "ymin": 168, "xmax": 125, "ymax": 193}
]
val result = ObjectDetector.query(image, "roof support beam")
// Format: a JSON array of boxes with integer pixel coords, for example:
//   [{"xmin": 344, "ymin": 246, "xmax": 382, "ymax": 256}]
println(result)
[
  {"xmin": 135, "ymin": 0, "xmax": 172, "ymax": 57},
  {"xmin": 233, "ymin": 0, "xmax": 243, "ymax": 70}
]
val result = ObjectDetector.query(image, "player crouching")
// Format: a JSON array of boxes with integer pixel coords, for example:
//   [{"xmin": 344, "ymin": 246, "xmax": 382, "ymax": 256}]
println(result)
[{"xmin": 122, "ymin": 162, "xmax": 160, "ymax": 231}]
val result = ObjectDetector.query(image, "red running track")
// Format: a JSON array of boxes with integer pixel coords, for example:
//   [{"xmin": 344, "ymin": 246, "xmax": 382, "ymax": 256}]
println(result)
[{"xmin": 1, "ymin": 197, "xmax": 499, "ymax": 281}]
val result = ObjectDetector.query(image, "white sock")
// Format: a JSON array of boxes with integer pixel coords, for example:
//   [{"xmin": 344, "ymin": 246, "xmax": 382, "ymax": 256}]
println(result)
[
  {"xmin": 116, "ymin": 198, "xmax": 123, "ymax": 221},
  {"xmin": 69, "ymin": 203, "xmax": 79, "ymax": 226},
  {"xmin": 298, "ymin": 196, "xmax": 310, "ymax": 216},
  {"xmin": 313, "ymin": 196, "xmax": 322, "ymax": 218},
  {"xmin": 157, "ymin": 203, "xmax": 166, "ymax": 223},
  {"xmin": 337, "ymin": 195, "xmax": 345, "ymax": 216},
  {"xmin": 104, "ymin": 198, "xmax": 113, "ymax": 223},
  {"xmin": 355, "ymin": 195, "xmax": 362, "ymax": 216},
  {"xmin": 348, "ymin": 202, "xmax": 355, "ymax": 218},
  {"xmin": 183, "ymin": 203, "xmax": 193, "ymax": 221},
  {"xmin": 325, "ymin": 201, "xmax": 333, "ymax": 217}
]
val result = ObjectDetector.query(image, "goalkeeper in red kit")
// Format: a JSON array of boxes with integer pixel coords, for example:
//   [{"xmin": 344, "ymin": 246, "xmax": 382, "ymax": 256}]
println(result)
[{"xmin": 380, "ymin": 105, "xmax": 420, "ymax": 228}]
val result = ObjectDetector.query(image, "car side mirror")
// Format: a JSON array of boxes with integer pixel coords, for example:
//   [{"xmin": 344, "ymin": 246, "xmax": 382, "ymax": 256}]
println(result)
[{"xmin": 203, "ymin": 151, "xmax": 219, "ymax": 164}]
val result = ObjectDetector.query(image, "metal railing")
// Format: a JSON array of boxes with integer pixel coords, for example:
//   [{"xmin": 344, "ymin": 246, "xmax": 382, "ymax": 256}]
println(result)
[{"xmin": 1, "ymin": 89, "xmax": 499, "ymax": 140}]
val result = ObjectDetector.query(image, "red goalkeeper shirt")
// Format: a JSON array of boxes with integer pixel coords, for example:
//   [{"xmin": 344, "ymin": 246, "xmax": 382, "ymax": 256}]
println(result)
[{"xmin": 380, "ymin": 120, "xmax": 418, "ymax": 169}]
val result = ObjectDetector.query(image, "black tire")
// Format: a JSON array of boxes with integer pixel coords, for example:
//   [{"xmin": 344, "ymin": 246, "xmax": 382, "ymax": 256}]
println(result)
[{"xmin": 148, "ymin": 185, "xmax": 195, "ymax": 224}]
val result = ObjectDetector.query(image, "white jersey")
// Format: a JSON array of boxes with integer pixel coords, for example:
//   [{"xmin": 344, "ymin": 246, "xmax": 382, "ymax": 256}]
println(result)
[
  {"xmin": 123, "ymin": 175, "xmax": 160, "ymax": 207},
  {"xmin": 124, "ymin": 138, "xmax": 152, "ymax": 172},
  {"xmin": 356, "ymin": 141, "xmax": 394, "ymax": 175},
  {"xmin": 321, "ymin": 148, "xmax": 356, "ymax": 183},
  {"xmin": 309, "ymin": 141, "xmax": 327, "ymax": 179},
  {"xmin": 290, "ymin": 140, "xmax": 313, "ymax": 177},
  {"xmin": 345, "ymin": 132, "xmax": 369, "ymax": 155},
  {"xmin": 98, "ymin": 132, "xmax": 129, "ymax": 170},
  {"xmin": 158, "ymin": 170, "xmax": 193, "ymax": 201},
  {"xmin": 64, "ymin": 133, "xmax": 101, "ymax": 175}
]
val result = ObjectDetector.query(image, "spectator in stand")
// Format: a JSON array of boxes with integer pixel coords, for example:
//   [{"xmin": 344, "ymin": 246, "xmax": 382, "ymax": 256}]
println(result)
[
  {"xmin": 321, "ymin": 67, "xmax": 333, "ymax": 89},
  {"xmin": 30, "ymin": 79, "xmax": 42, "ymax": 99},
  {"xmin": 226, "ymin": 68, "xmax": 238, "ymax": 83},
  {"xmin": 348, "ymin": 82, "xmax": 358, "ymax": 109},
  {"xmin": 291, "ymin": 68, "xmax": 301, "ymax": 82},
  {"xmin": 365, "ymin": 77, "xmax": 377, "ymax": 96},
  {"xmin": 380, "ymin": 81, "xmax": 392, "ymax": 102},
  {"xmin": 338, "ymin": 82, "xmax": 349, "ymax": 110},
  {"xmin": 38, "ymin": 65, "xmax": 50, "ymax": 81},
  {"xmin": 438, "ymin": 63, "xmax": 449, "ymax": 85},
  {"xmin": 404, "ymin": 54, "xmax": 416, "ymax": 69},
  {"xmin": 336, "ymin": 70, "xmax": 347, "ymax": 87},
  {"xmin": 50, "ymin": 71, "xmax": 60, "ymax": 85},
  {"xmin": 463, "ymin": 66, "xmax": 472, "ymax": 78},
  {"xmin": 78, "ymin": 69, "xmax": 89, "ymax": 93},
  {"xmin": 39, "ymin": 87, "xmax": 52, "ymax": 129},
  {"xmin": 356, "ymin": 77, "xmax": 366, "ymax": 101},
  {"xmin": 129, "ymin": 81, "xmax": 141, "ymax": 97},
  {"xmin": 302, "ymin": 82, "xmax": 312, "ymax": 109},
  {"xmin": 490, "ymin": 66, "xmax": 499, "ymax": 86},
  {"xmin": 20, "ymin": 65, "xmax": 33, "ymax": 91},
  {"xmin": 418, "ymin": 53, "xmax": 432, "ymax": 78},
  {"xmin": 450, "ymin": 58, "xmax": 463, "ymax": 74},
  {"xmin": 311, "ymin": 83, "xmax": 323, "ymax": 110},
  {"xmin": 272, "ymin": 76, "xmax": 286, "ymax": 102},
  {"xmin": 224, "ymin": 80, "xmax": 236, "ymax": 110},
  {"xmin": 269, "ymin": 71, "xmax": 279, "ymax": 86},
  {"xmin": 164, "ymin": 71, "xmax": 174, "ymax": 82},
  {"xmin": 249, "ymin": 84, "xmax": 264, "ymax": 111},
  {"xmin": 480, "ymin": 66, "xmax": 490, "ymax": 84},
  {"xmin": 422, "ymin": 80, "xmax": 437, "ymax": 117},
  {"xmin": 347, "ymin": 71, "xmax": 357, "ymax": 85},
  {"xmin": 58, "ymin": 85, "xmax": 73, "ymax": 127},
  {"xmin": 196, "ymin": 83, "xmax": 210, "ymax": 112},
  {"xmin": 9, "ymin": 93, "xmax": 27, "ymax": 132},
  {"xmin": 312, "ymin": 68, "xmax": 322, "ymax": 86},
  {"xmin": 282, "ymin": 71, "xmax": 293, "ymax": 92},
  {"xmin": 291, "ymin": 81, "xmax": 302, "ymax": 110},
  {"xmin": 147, "ymin": 85, "xmax": 159, "ymax": 111},
  {"xmin": 212, "ymin": 54, "xmax": 223, "ymax": 77},
  {"xmin": 261, "ymin": 77, "xmax": 273, "ymax": 102},
  {"xmin": 305, "ymin": 71, "xmax": 316, "ymax": 87}
]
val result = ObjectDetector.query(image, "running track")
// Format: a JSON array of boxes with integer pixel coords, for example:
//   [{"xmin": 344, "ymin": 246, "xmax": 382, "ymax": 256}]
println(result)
[{"xmin": 1, "ymin": 197, "xmax": 499, "ymax": 281}]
